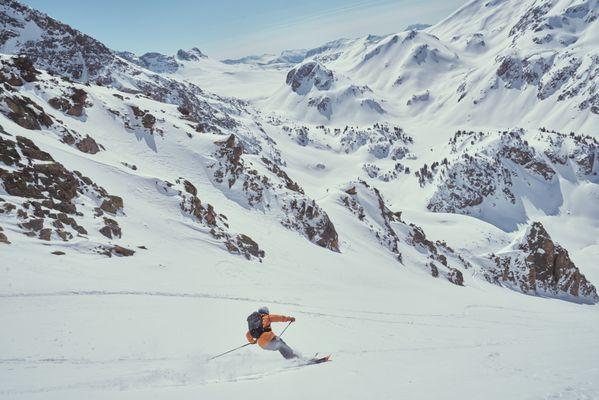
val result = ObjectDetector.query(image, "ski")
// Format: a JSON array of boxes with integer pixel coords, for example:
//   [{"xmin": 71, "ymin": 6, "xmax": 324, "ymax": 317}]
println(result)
[{"xmin": 304, "ymin": 354, "xmax": 332, "ymax": 365}]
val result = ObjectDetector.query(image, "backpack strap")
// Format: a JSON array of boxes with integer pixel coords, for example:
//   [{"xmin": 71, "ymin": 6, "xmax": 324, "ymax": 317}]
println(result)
[{"xmin": 261, "ymin": 313, "xmax": 272, "ymax": 331}]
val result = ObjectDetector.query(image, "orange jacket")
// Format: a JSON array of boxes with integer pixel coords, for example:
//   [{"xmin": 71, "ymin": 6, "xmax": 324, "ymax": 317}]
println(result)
[{"xmin": 246, "ymin": 314, "xmax": 294, "ymax": 349}]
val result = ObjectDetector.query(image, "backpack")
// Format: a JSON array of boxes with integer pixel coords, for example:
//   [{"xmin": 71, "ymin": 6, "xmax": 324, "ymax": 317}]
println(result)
[{"xmin": 247, "ymin": 312, "xmax": 268, "ymax": 339}]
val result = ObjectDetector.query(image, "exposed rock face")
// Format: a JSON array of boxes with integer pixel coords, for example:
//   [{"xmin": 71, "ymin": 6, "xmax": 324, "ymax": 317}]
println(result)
[
  {"xmin": 309, "ymin": 96, "xmax": 332, "ymax": 118},
  {"xmin": 406, "ymin": 91, "xmax": 430, "ymax": 106},
  {"xmin": 138, "ymin": 52, "xmax": 179, "ymax": 73},
  {"xmin": 118, "ymin": 51, "xmax": 180, "ymax": 74},
  {"xmin": 99, "ymin": 218, "xmax": 121, "ymax": 239},
  {"xmin": 48, "ymin": 88, "xmax": 90, "ymax": 118},
  {"xmin": 340, "ymin": 181, "xmax": 403, "ymax": 262},
  {"xmin": 176, "ymin": 48, "xmax": 207, "ymax": 62},
  {"xmin": 341, "ymin": 123, "xmax": 413, "ymax": 157},
  {"xmin": 0, "ymin": 55, "xmax": 104, "ymax": 154},
  {"xmin": 155, "ymin": 178, "xmax": 265, "ymax": 261},
  {"xmin": 0, "ymin": 1, "xmax": 240, "ymax": 132},
  {"xmin": 0, "ymin": 54, "xmax": 38, "ymax": 84},
  {"xmin": 124, "ymin": 106, "xmax": 159, "ymax": 134},
  {"xmin": 494, "ymin": 51, "xmax": 594, "ymax": 109},
  {"xmin": 76, "ymin": 136, "xmax": 101, "ymax": 154},
  {"xmin": 0, "ymin": 0, "xmax": 116, "ymax": 82},
  {"xmin": 340, "ymin": 181, "xmax": 469, "ymax": 285},
  {"xmin": 0, "ymin": 134, "xmax": 125, "ymax": 248},
  {"xmin": 100, "ymin": 196, "xmax": 124, "ymax": 214},
  {"xmin": 286, "ymin": 62, "xmax": 334, "ymax": 95},
  {"xmin": 281, "ymin": 123, "xmax": 413, "ymax": 163},
  {"xmin": 1, "ymin": 92, "xmax": 53, "ymax": 130},
  {"xmin": 538, "ymin": 128, "xmax": 598, "ymax": 180},
  {"xmin": 134, "ymin": 77, "xmax": 238, "ymax": 133},
  {"xmin": 0, "ymin": 226, "xmax": 10, "ymax": 244},
  {"xmin": 112, "ymin": 245, "xmax": 135, "ymax": 257},
  {"xmin": 425, "ymin": 128, "xmax": 589, "ymax": 230},
  {"xmin": 209, "ymin": 135, "xmax": 339, "ymax": 252},
  {"xmin": 484, "ymin": 1, "xmax": 599, "ymax": 113},
  {"xmin": 485, "ymin": 222, "xmax": 598, "ymax": 304},
  {"xmin": 360, "ymin": 99, "xmax": 385, "ymax": 114}
]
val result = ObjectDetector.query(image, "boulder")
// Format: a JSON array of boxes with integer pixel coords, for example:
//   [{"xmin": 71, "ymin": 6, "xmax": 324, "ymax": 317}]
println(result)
[
  {"xmin": 39, "ymin": 228, "xmax": 52, "ymax": 241},
  {"xmin": 0, "ymin": 231, "xmax": 10, "ymax": 244},
  {"xmin": 76, "ymin": 136, "xmax": 100, "ymax": 154},
  {"xmin": 100, "ymin": 195, "xmax": 123, "ymax": 214},
  {"xmin": 112, "ymin": 245, "xmax": 135, "ymax": 257}
]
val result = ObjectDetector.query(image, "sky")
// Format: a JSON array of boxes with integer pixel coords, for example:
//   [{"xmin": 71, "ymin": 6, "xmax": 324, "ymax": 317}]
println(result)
[{"xmin": 19, "ymin": 0, "xmax": 468, "ymax": 60}]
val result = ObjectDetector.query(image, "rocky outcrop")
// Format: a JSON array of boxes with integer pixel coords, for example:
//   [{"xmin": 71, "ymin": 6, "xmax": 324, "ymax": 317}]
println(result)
[
  {"xmin": 112, "ymin": 245, "xmax": 135, "ymax": 257},
  {"xmin": 0, "ymin": 55, "xmax": 38, "ymax": 85},
  {"xmin": 427, "ymin": 129, "xmax": 566, "ymax": 229},
  {"xmin": 0, "ymin": 55, "xmax": 104, "ymax": 154},
  {"xmin": 340, "ymin": 181, "xmax": 469, "ymax": 285},
  {"xmin": 118, "ymin": 51, "xmax": 180, "ymax": 74},
  {"xmin": 99, "ymin": 218, "xmax": 121, "ymax": 239},
  {"xmin": 176, "ymin": 48, "xmax": 207, "ymax": 62},
  {"xmin": 340, "ymin": 124, "xmax": 413, "ymax": 158},
  {"xmin": 48, "ymin": 88, "xmax": 90, "ymax": 118},
  {"xmin": 0, "ymin": 226, "xmax": 10, "ymax": 244},
  {"xmin": 0, "ymin": 0, "xmax": 117, "ymax": 83},
  {"xmin": 487, "ymin": 1, "xmax": 599, "ymax": 113},
  {"xmin": 281, "ymin": 123, "xmax": 413, "ymax": 161},
  {"xmin": 155, "ymin": 178, "xmax": 265, "ymax": 261},
  {"xmin": 0, "ymin": 134, "xmax": 126, "ymax": 249},
  {"xmin": 1, "ymin": 93, "xmax": 53, "ymax": 130},
  {"xmin": 0, "ymin": 1, "xmax": 241, "ymax": 132},
  {"xmin": 362, "ymin": 162, "xmax": 407, "ymax": 182},
  {"xmin": 538, "ymin": 128, "xmax": 598, "ymax": 180},
  {"xmin": 134, "ymin": 77, "xmax": 238, "ymax": 133},
  {"xmin": 100, "ymin": 195, "xmax": 124, "ymax": 215},
  {"xmin": 75, "ymin": 136, "xmax": 101, "ymax": 154},
  {"xmin": 126, "ymin": 106, "xmax": 158, "ymax": 134},
  {"xmin": 286, "ymin": 62, "xmax": 334, "ymax": 95},
  {"xmin": 485, "ymin": 222, "xmax": 598, "ymax": 304},
  {"xmin": 93, "ymin": 245, "xmax": 136, "ymax": 258},
  {"xmin": 138, "ymin": 52, "xmax": 179, "ymax": 73},
  {"xmin": 308, "ymin": 96, "xmax": 333, "ymax": 118},
  {"xmin": 209, "ymin": 135, "xmax": 339, "ymax": 252},
  {"xmin": 406, "ymin": 91, "xmax": 430, "ymax": 106}
]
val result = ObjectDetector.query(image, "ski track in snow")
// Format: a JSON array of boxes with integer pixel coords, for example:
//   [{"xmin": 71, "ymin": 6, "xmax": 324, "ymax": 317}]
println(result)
[
  {"xmin": 2, "ymin": 290, "xmax": 598, "ymax": 398},
  {"xmin": 0, "ymin": 290, "xmax": 557, "ymax": 330},
  {"xmin": 1, "ymin": 0, "xmax": 599, "ymax": 399}
]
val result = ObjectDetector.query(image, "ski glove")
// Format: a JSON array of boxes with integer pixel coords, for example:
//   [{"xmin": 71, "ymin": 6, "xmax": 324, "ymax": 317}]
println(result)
[{"xmin": 289, "ymin": 317, "xmax": 296, "ymax": 322}]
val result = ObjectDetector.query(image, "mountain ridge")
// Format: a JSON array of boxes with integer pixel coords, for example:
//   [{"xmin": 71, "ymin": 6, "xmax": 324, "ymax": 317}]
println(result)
[{"xmin": 1, "ymin": 1, "xmax": 599, "ymax": 397}]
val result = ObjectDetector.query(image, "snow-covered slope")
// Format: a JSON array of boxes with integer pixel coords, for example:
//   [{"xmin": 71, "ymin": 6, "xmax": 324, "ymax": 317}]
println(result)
[
  {"xmin": 1, "ymin": 0, "xmax": 599, "ymax": 399},
  {"xmin": 256, "ymin": 0, "xmax": 598, "ymax": 130}
]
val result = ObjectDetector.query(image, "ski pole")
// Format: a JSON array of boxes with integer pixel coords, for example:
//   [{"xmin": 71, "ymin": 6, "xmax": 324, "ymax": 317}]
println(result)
[
  {"xmin": 279, "ymin": 321, "xmax": 293, "ymax": 338},
  {"xmin": 208, "ymin": 342, "xmax": 252, "ymax": 361}
]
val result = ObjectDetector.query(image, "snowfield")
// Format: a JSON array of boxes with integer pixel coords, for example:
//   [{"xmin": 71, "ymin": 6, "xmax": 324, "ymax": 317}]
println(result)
[
  {"xmin": 1, "ymin": 0, "xmax": 598, "ymax": 398},
  {"xmin": 2, "ymin": 249, "xmax": 599, "ymax": 400}
]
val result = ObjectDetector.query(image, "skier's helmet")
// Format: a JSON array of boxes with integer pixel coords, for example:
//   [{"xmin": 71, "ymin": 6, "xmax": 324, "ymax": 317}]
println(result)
[{"xmin": 258, "ymin": 306, "xmax": 269, "ymax": 314}]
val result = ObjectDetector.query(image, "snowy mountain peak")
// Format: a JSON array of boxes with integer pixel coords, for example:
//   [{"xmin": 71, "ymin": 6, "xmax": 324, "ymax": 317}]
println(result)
[
  {"xmin": 116, "ymin": 51, "xmax": 179, "ymax": 73},
  {"xmin": 1, "ymin": 2, "xmax": 599, "ymax": 396},
  {"xmin": 286, "ymin": 61, "xmax": 334, "ymax": 95},
  {"xmin": 0, "ymin": 0, "xmax": 115, "ymax": 82},
  {"xmin": 177, "ymin": 47, "xmax": 208, "ymax": 61}
]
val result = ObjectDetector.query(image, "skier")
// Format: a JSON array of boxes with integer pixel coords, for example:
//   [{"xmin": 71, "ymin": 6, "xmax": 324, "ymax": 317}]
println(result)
[{"xmin": 245, "ymin": 306, "xmax": 298, "ymax": 359}]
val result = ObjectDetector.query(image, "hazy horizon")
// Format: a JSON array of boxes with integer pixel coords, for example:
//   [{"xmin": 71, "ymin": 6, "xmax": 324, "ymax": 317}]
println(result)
[{"xmin": 19, "ymin": 0, "xmax": 468, "ymax": 59}]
